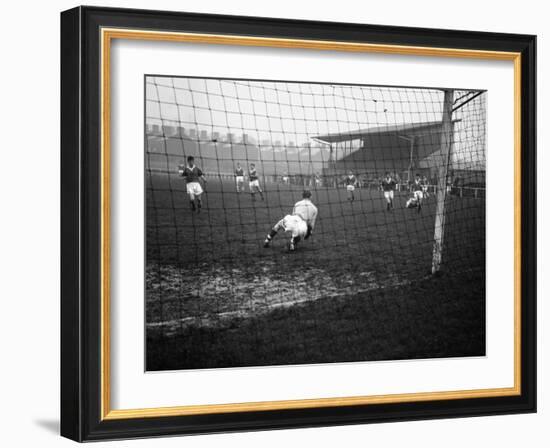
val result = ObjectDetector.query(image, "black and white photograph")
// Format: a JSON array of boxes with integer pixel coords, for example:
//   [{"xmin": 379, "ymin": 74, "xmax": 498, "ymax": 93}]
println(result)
[
  {"xmin": 145, "ymin": 76, "xmax": 487, "ymax": 371},
  {"xmin": 0, "ymin": 0, "xmax": 543, "ymax": 444}
]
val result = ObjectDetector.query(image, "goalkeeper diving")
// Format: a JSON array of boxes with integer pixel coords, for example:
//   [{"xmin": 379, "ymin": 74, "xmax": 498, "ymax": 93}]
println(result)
[{"xmin": 263, "ymin": 190, "xmax": 318, "ymax": 252}]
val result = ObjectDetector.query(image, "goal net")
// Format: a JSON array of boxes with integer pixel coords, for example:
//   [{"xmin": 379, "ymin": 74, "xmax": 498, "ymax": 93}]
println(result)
[{"xmin": 145, "ymin": 76, "xmax": 486, "ymax": 370}]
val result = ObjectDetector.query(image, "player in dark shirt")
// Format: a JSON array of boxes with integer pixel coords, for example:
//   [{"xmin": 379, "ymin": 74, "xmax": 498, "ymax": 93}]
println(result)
[
  {"xmin": 181, "ymin": 156, "xmax": 206, "ymax": 212},
  {"xmin": 344, "ymin": 171, "xmax": 357, "ymax": 202},
  {"xmin": 381, "ymin": 172, "xmax": 397, "ymax": 211},
  {"xmin": 235, "ymin": 163, "xmax": 245, "ymax": 193},
  {"xmin": 408, "ymin": 174, "xmax": 424, "ymax": 213},
  {"xmin": 248, "ymin": 163, "xmax": 264, "ymax": 201}
]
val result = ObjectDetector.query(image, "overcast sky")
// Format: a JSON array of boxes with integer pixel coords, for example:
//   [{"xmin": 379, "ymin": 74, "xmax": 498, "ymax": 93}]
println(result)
[{"xmin": 145, "ymin": 76, "xmax": 485, "ymax": 164}]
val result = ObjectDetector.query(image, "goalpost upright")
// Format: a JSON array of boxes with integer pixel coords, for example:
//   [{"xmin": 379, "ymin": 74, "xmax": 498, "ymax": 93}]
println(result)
[{"xmin": 431, "ymin": 89, "xmax": 455, "ymax": 274}]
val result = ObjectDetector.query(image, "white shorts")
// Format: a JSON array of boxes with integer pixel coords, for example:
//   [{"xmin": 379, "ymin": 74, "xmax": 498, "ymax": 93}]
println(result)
[
  {"xmin": 186, "ymin": 182, "xmax": 203, "ymax": 196},
  {"xmin": 279, "ymin": 215, "xmax": 308, "ymax": 238},
  {"xmin": 249, "ymin": 179, "xmax": 260, "ymax": 189},
  {"xmin": 235, "ymin": 176, "xmax": 244, "ymax": 184},
  {"xmin": 414, "ymin": 190, "xmax": 424, "ymax": 200},
  {"xmin": 346, "ymin": 185, "xmax": 355, "ymax": 192},
  {"xmin": 384, "ymin": 190, "xmax": 394, "ymax": 200}
]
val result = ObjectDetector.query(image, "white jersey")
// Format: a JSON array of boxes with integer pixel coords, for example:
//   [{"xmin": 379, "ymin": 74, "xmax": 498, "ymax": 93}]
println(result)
[
  {"xmin": 277, "ymin": 215, "xmax": 308, "ymax": 238},
  {"xmin": 292, "ymin": 199, "xmax": 318, "ymax": 228}
]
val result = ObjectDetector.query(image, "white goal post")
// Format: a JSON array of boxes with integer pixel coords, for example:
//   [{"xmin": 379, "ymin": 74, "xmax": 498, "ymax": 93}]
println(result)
[{"xmin": 431, "ymin": 89, "xmax": 454, "ymax": 274}]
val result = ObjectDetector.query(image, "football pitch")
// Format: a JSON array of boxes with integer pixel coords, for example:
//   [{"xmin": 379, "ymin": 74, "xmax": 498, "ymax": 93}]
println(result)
[{"xmin": 146, "ymin": 174, "xmax": 486, "ymax": 370}]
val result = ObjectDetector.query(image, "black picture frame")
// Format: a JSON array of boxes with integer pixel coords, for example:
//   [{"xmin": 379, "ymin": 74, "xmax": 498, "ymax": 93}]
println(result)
[{"xmin": 61, "ymin": 5, "xmax": 536, "ymax": 442}]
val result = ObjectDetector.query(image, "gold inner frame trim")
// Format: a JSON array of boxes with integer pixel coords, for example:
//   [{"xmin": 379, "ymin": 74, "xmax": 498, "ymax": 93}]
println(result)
[{"xmin": 100, "ymin": 27, "xmax": 522, "ymax": 421}]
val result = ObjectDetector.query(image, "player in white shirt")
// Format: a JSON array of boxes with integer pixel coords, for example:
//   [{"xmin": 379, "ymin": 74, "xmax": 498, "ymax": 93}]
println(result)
[{"xmin": 263, "ymin": 190, "xmax": 318, "ymax": 251}]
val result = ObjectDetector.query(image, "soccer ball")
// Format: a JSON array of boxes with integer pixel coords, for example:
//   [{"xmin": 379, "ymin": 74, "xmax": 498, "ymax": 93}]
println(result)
[{"xmin": 406, "ymin": 198, "xmax": 418, "ymax": 208}]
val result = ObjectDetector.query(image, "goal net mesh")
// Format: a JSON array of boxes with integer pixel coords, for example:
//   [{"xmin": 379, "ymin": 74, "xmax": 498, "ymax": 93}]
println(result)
[{"xmin": 145, "ymin": 76, "xmax": 486, "ymax": 370}]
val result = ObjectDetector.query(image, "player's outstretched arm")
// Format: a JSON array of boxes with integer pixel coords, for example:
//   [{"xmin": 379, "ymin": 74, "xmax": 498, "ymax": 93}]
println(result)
[{"xmin": 197, "ymin": 167, "xmax": 206, "ymax": 182}]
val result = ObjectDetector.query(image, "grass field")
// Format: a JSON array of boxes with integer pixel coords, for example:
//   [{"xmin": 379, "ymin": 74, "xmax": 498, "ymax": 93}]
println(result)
[{"xmin": 146, "ymin": 174, "xmax": 485, "ymax": 371}]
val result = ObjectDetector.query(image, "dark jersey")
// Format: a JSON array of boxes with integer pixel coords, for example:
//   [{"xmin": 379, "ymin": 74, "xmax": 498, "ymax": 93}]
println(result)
[
  {"xmin": 381, "ymin": 178, "xmax": 397, "ymax": 191},
  {"xmin": 345, "ymin": 175, "xmax": 356, "ymax": 186},
  {"xmin": 249, "ymin": 168, "xmax": 258, "ymax": 181},
  {"xmin": 182, "ymin": 166, "xmax": 203, "ymax": 183},
  {"xmin": 235, "ymin": 167, "xmax": 244, "ymax": 176},
  {"xmin": 412, "ymin": 180, "xmax": 424, "ymax": 191}
]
